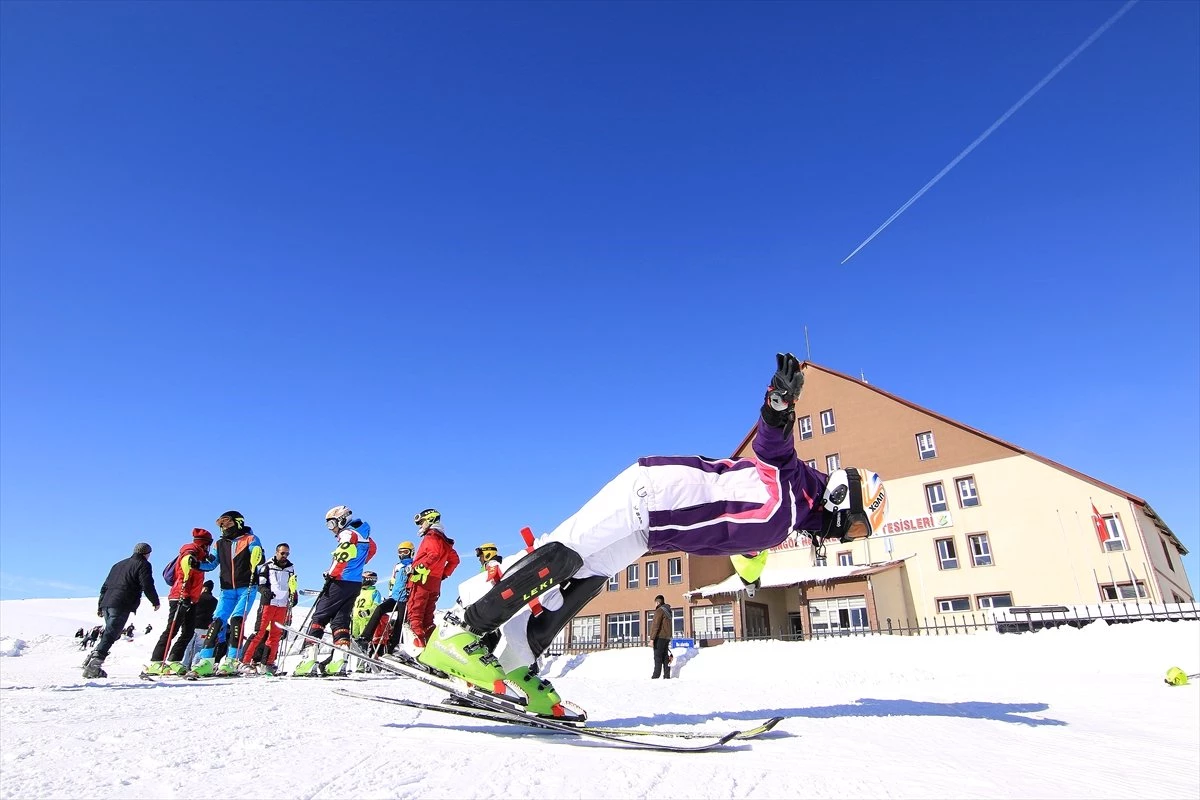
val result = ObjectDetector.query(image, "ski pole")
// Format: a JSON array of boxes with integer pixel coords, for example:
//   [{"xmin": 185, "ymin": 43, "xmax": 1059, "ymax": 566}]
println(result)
[{"xmin": 282, "ymin": 578, "xmax": 329, "ymax": 666}]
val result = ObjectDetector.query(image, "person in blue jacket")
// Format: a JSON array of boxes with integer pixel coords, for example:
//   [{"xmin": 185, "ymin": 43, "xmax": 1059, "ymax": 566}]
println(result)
[
  {"xmin": 357, "ymin": 540, "xmax": 414, "ymax": 656},
  {"xmin": 187, "ymin": 511, "xmax": 264, "ymax": 678}
]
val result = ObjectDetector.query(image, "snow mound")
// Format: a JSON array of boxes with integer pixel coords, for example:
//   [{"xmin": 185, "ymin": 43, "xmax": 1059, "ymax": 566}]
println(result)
[{"xmin": 0, "ymin": 636, "xmax": 27, "ymax": 657}]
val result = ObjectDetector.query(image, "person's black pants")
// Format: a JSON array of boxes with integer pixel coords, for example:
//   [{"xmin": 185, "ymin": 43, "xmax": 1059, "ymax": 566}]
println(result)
[{"xmin": 652, "ymin": 637, "xmax": 671, "ymax": 679}]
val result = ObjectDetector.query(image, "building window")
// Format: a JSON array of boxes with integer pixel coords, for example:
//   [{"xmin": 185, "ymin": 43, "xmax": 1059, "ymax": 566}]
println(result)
[
  {"xmin": 645, "ymin": 607, "xmax": 686, "ymax": 637},
  {"xmin": 626, "ymin": 563, "xmax": 639, "ymax": 589},
  {"xmin": 937, "ymin": 597, "xmax": 970, "ymax": 613},
  {"xmin": 814, "ymin": 553, "xmax": 828, "ymax": 567},
  {"xmin": 1160, "ymin": 539, "xmax": 1174, "ymax": 572},
  {"xmin": 646, "ymin": 560, "xmax": 659, "ymax": 587},
  {"xmin": 667, "ymin": 557, "xmax": 682, "ymax": 584},
  {"xmin": 837, "ymin": 551, "xmax": 853, "ymax": 566},
  {"xmin": 916, "ymin": 431, "xmax": 937, "ymax": 460},
  {"xmin": 935, "ymin": 537, "xmax": 958, "ymax": 570},
  {"xmin": 570, "ymin": 615, "xmax": 601, "ymax": 643},
  {"xmin": 976, "ymin": 593, "xmax": 1013, "ymax": 610},
  {"xmin": 826, "ymin": 453, "xmax": 840, "ymax": 472},
  {"xmin": 805, "ymin": 459, "xmax": 817, "ymax": 469},
  {"xmin": 691, "ymin": 604, "xmax": 734, "ymax": 637},
  {"xmin": 1100, "ymin": 582, "xmax": 1147, "ymax": 601},
  {"xmin": 606, "ymin": 612, "xmax": 640, "ymax": 642},
  {"xmin": 925, "ymin": 482, "xmax": 948, "ymax": 514},
  {"xmin": 956, "ymin": 476, "xmax": 980, "ymax": 508},
  {"xmin": 1174, "ymin": 594, "xmax": 1185, "ymax": 604},
  {"xmin": 607, "ymin": 573, "xmax": 619, "ymax": 591},
  {"xmin": 1100, "ymin": 515, "xmax": 1127, "ymax": 552},
  {"xmin": 821, "ymin": 409, "xmax": 836, "ymax": 434},
  {"xmin": 969, "ymin": 533, "xmax": 993, "ymax": 566},
  {"xmin": 799, "ymin": 415, "xmax": 813, "ymax": 440}
]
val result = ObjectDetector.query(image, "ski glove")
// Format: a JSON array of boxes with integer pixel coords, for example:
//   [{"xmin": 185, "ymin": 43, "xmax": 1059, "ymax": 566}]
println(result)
[
  {"xmin": 760, "ymin": 352, "xmax": 803, "ymax": 434},
  {"xmin": 410, "ymin": 564, "xmax": 431, "ymax": 584}
]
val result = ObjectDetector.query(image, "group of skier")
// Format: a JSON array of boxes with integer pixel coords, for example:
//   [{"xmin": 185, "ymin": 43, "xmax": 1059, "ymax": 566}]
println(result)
[{"xmin": 84, "ymin": 353, "xmax": 891, "ymax": 720}]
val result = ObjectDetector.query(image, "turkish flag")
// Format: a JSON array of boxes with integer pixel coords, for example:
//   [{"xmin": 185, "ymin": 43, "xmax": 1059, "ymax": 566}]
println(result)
[{"xmin": 1092, "ymin": 503, "xmax": 1110, "ymax": 545}]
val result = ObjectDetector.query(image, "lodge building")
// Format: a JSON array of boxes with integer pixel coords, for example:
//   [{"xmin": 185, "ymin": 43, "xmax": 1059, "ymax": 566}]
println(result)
[{"xmin": 558, "ymin": 362, "xmax": 1194, "ymax": 649}]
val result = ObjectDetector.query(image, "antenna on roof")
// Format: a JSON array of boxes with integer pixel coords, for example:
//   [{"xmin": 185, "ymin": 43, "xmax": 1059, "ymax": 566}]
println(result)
[
  {"xmin": 861, "ymin": 370, "xmax": 868, "ymax": 384},
  {"xmin": 804, "ymin": 326, "xmax": 811, "ymax": 361}
]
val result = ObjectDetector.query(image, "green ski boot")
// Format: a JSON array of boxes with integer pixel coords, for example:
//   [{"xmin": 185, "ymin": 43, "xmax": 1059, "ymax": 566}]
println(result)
[
  {"xmin": 325, "ymin": 658, "xmax": 348, "ymax": 676},
  {"xmin": 165, "ymin": 662, "xmax": 187, "ymax": 676},
  {"xmin": 292, "ymin": 659, "xmax": 322, "ymax": 677},
  {"xmin": 416, "ymin": 613, "xmax": 507, "ymax": 688},
  {"xmin": 186, "ymin": 658, "xmax": 216, "ymax": 679},
  {"xmin": 143, "ymin": 661, "xmax": 165, "ymax": 676},
  {"xmin": 505, "ymin": 666, "xmax": 567, "ymax": 718},
  {"xmin": 216, "ymin": 659, "xmax": 241, "ymax": 677}
]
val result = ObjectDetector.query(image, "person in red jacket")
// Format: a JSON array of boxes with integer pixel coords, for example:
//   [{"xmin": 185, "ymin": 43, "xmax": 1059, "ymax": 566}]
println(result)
[
  {"xmin": 403, "ymin": 509, "xmax": 459, "ymax": 652},
  {"xmin": 145, "ymin": 528, "xmax": 217, "ymax": 675}
]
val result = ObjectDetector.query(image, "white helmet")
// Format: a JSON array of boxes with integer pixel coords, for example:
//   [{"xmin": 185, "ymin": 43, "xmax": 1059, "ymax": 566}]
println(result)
[
  {"xmin": 325, "ymin": 505, "xmax": 352, "ymax": 532},
  {"xmin": 822, "ymin": 469, "xmax": 887, "ymax": 541}
]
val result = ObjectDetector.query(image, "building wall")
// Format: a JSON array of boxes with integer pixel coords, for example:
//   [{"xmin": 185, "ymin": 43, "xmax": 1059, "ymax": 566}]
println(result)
[{"xmin": 1131, "ymin": 505, "xmax": 1194, "ymax": 603}]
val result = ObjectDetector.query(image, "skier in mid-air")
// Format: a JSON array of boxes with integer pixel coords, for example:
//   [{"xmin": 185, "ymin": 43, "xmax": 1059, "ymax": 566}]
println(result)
[{"xmin": 415, "ymin": 353, "xmax": 889, "ymax": 718}]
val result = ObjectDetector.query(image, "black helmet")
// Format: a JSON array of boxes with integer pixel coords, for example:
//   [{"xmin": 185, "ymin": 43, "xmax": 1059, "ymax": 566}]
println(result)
[{"xmin": 362, "ymin": 571, "xmax": 378, "ymax": 587}]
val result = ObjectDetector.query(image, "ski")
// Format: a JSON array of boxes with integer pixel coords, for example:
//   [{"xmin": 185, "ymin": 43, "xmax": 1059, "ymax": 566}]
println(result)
[
  {"xmin": 278, "ymin": 624, "xmax": 739, "ymax": 752},
  {"xmin": 333, "ymin": 687, "xmax": 783, "ymax": 740}
]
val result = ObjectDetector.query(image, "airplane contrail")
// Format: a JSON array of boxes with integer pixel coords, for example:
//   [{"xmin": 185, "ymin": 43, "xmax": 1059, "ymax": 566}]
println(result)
[{"xmin": 841, "ymin": 0, "xmax": 1140, "ymax": 265}]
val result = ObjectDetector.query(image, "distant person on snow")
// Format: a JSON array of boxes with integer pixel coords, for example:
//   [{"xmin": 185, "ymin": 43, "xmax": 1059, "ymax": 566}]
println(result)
[
  {"xmin": 83, "ymin": 543, "xmax": 161, "ymax": 679},
  {"xmin": 649, "ymin": 595, "xmax": 672, "ymax": 679},
  {"xmin": 74, "ymin": 627, "xmax": 85, "ymax": 639},
  {"xmin": 415, "ymin": 353, "xmax": 889, "ymax": 719},
  {"xmin": 294, "ymin": 508, "xmax": 376, "ymax": 677},
  {"xmin": 145, "ymin": 528, "xmax": 218, "ymax": 676},
  {"xmin": 144, "ymin": 624, "xmax": 152, "ymax": 635},
  {"xmin": 239, "ymin": 543, "xmax": 298, "ymax": 676},
  {"xmin": 188, "ymin": 511, "xmax": 264, "ymax": 678}
]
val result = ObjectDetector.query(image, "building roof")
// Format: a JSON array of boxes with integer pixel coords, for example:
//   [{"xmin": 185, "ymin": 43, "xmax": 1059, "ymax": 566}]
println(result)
[
  {"xmin": 687, "ymin": 556, "xmax": 910, "ymax": 599},
  {"xmin": 731, "ymin": 361, "xmax": 1188, "ymax": 556}
]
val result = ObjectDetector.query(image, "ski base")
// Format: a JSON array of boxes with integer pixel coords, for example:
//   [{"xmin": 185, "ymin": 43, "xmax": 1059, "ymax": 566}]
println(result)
[
  {"xmin": 278, "ymin": 624, "xmax": 740, "ymax": 751},
  {"xmin": 334, "ymin": 687, "xmax": 783, "ymax": 740}
]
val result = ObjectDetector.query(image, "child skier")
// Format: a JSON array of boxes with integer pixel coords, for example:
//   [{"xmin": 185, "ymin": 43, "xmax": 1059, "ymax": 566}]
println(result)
[
  {"xmin": 401, "ymin": 509, "xmax": 459, "ymax": 654},
  {"xmin": 239, "ymin": 543, "xmax": 298, "ymax": 675},
  {"xmin": 358, "ymin": 542, "xmax": 414, "ymax": 657},
  {"xmin": 351, "ymin": 571, "xmax": 382, "ymax": 640},
  {"xmin": 294, "ymin": 507, "xmax": 377, "ymax": 677},
  {"xmin": 416, "ymin": 353, "xmax": 889, "ymax": 718}
]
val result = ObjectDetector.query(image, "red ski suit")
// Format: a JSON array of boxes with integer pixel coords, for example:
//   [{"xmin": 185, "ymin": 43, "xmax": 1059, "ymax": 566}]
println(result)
[{"xmin": 405, "ymin": 528, "xmax": 459, "ymax": 645}]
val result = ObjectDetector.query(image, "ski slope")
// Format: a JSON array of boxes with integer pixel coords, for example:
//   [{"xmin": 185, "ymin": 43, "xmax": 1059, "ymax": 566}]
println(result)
[{"xmin": 1, "ymin": 597, "xmax": 1197, "ymax": 799}]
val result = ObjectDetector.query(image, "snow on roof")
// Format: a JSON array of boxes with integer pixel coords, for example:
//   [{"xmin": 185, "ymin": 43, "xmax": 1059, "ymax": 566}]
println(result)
[{"xmin": 686, "ymin": 555, "xmax": 911, "ymax": 598}]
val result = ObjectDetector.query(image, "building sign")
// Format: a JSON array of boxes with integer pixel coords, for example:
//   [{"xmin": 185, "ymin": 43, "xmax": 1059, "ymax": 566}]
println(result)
[
  {"xmin": 879, "ymin": 512, "xmax": 953, "ymax": 536},
  {"xmin": 769, "ymin": 532, "xmax": 812, "ymax": 552}
]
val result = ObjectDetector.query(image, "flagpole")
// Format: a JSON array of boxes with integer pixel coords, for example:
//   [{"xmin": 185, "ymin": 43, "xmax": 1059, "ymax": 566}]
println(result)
[{"xmin": 1109, "ymin": 500, "xmax": 1152, "ymax": 606}]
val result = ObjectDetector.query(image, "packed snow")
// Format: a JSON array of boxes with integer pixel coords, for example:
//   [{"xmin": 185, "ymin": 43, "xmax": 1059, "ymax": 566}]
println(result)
[{"xmin": 1, "ymin": 597, "xmax": 1197, "ymax": 799}]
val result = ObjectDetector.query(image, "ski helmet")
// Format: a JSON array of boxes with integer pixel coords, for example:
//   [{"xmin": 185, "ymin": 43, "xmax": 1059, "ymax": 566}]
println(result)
[
  {"xmin": 821, "ymin": 468, "xmax": 888, "ymax": 541},
  {"xmin": 475, "ymin": 543, "xmax": 499, "ymax": 561},
  {"xmin": 362, "ymin": 570, "xmax": 378, "ymax": 587},
  {"xmin": 325, "ymin": 505, "xmax": 352, "ymax": 531},
  {"xmin": 217, "ymin": 511, "xmax": 245, "ymax": 530},
  {"xmin": 413, "ymin": 508, "xmax": 441, "ymax": 533},
  {"xmin": 397, "ymin": 541, "xmax": 415, "ymax": 556}
]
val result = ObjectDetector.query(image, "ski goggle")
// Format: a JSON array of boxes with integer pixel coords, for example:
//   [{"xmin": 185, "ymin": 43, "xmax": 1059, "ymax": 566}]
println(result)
[
  {"xmin": 476, "ymin": 548, "xmax": 498, "ymax": 559},
  {"xmin": 325, "ymin": 518, "xmax": 341, "ymax": 531},
  {"xmin": 397, "ymin": 548, "xmax": 413, "ymax": 557}
]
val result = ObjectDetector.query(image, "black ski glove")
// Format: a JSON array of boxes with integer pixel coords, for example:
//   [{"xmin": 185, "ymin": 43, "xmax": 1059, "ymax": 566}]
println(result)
[{"xmin": 760, "ymin": 352, "xmax": 803, "ymax": 434}]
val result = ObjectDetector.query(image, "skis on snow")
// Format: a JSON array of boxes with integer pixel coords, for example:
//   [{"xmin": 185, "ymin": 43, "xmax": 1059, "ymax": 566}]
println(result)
[
  {"xmin": 333, "ymin": 686, "xmax": 784, "ymax": 741},
  {"xmin": 276, "ymin": 623, "xmax": 744, "ymax": 751}
]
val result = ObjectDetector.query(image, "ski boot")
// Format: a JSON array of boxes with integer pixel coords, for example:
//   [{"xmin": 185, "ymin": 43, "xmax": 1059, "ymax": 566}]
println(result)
[
  {"xmin": 82, "ymin": 655, "xmax": 107, "ymax": 679},
  {"xmin": 237, "ymin": 661, "xmax": 260, "ymax": 676},
  {"xmin": 165, "ymin": 662, "xmax": 187, "ymax": 676},
  {"xmin": 143, "ymin": 661, "xmax": 165, "ymax": 676},
  {"xmin": 292, "ymin": 656, "xmax": 323, "ymax": 677},
  {"xmin": 416, "ymin": 612, "xmax": 507, "ymax": 688},
  {"xmin": 505, "ymin": 666, "xmax": 572, "ymax": 718},
  {"xmin": 325, "ymin": 658, "xmax": 348, "ymax": 677},
  {"xmin": 262, "ymin": 663, "xmax": 280, "ymax": 677},
  {"xmin": 215, "ymin": 659, "xmax": 241, "ymax": 677},
  {"xmin": 186, "ymin": 658, "xmax": 216, "ymax": 679}
]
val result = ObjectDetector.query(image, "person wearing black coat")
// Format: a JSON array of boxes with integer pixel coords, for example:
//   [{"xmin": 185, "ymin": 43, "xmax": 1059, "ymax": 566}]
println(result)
[{"xmin": 83, "ymin": 543, "xmax": 161, "ymax": 678}]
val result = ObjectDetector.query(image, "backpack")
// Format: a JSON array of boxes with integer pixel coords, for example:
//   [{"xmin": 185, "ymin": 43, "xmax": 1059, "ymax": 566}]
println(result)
[{"xmin": 162, "ymin": 556, "xmax": 179, "ymax": 586}]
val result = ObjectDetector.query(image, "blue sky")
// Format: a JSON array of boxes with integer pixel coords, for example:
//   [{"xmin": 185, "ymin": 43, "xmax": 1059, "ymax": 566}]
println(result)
[{"xmin": 2, "ymin": 0, "xmax": 1197, "ymax": 603}]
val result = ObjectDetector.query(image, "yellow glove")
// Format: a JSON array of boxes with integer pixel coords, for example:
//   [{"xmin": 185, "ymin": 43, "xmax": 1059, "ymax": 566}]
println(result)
[{"xmin": 410, "ymin": 564, "xmax": 430, "ymax": 584}]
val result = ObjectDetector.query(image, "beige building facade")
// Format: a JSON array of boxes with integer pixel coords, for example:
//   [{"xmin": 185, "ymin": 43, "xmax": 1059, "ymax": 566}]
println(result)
[{"xmin": 557, "ymin": 362, "xmax": 1192, "ymax": 650}]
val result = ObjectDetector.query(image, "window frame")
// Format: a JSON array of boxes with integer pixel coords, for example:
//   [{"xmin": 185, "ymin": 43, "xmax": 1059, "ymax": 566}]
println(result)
[
  {"xmin": 916, "ymin": 431, "xmax": 938, "ymax": 460},
  {"xmin": 820, "ymin": 409, "xmax": 836, "ymax": 434},
  {"xmin": 925, "ymin": 482, "xmax": 948, "ymax": 514},
  {"xmin": 976, "ymin": 592, "xmax": 1013, "ymax": 610},
  {"xmin": 826, "ymin": 453, "xmax": 840, "ymax": 472},
  {"xmin": 837, "ymin": 551, "xmax": 853, "ymax": 567},
  {"xmin": 606, "ymin": 611, "xmax": 641, "ymax": 642},
  {"xmin": 667, "ymin": 557, "xmax": 683, "ymax": 585},
  {"xmin": 799, "ymin": 415, "xmax": 813, "ymax": 440},
  {"xmin": 570, "ymin": 614, "xmax": 601, "ymax": 644},
  {"xmin": 646, "ymin": 560, "xmax": 660, "ymax": 587},
  {"xmin": 1100, "ymin": 581, "xmax": 1148, "ymax": 601},
  {"xmin": 626, "ymin": 563, "xmax": 639, "ymax": 589},
  {"xmin": 607, "ymin": 573, "xmax": 619, "ymax": 591},
  {"xmin": 968, "ymin": 532, "xmax": 993, "ymax": 567},
  {"xmin": 955, "ymin": 475, "xmax": 981, "ymax": 508},
  {"xmin": 1100, "ymin": 515, "xmax": 1127, "ymax": 552},
  {"xmin": 936, "ymin": 596, "xmax": 971, "ymax": 613},
  {"xmin": 935, "ymin": 537, "xmax": 959, "ymax": 570}
]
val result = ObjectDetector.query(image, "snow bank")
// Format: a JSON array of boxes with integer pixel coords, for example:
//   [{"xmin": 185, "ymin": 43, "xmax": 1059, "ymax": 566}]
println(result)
[{"xmin": 0, "ymin": 636, "xmax": 26, "ymax": 657}]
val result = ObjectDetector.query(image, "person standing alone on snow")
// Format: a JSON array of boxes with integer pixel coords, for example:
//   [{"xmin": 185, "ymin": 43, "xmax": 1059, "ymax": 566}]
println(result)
[
  {"xmin": 188, "ymin": 511, "xmax": 264, "ymax": 678},
  {"xmin": 295, "ymin": 507, "xmax": 377, "ymax": 677},
  {"xmin": 416, "ymin": 353, "xmax": 889, "ymax": 719},
  {"xmin": 649, "ymin": 595, "xmax": 672, "ymax": 679},
  {"xmin": 145, "ymin": 528, "xmax": 218, "ymax": 676},
  {"xmin": 84, "ymin": 543, "xmax": 161, "ymax": 678},
  {"xmin": 239, "ymin": 543, "xmax": 298, "ymax": 675},
  {"xmin": 401, "ymin": 509, "xmax": 459, "ymax": 656}
]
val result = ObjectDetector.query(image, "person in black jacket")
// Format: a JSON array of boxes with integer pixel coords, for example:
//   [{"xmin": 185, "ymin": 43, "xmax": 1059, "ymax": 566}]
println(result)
[{"xmin": 83, "ymin": 543, "xmax": 161, "ymax": 678}]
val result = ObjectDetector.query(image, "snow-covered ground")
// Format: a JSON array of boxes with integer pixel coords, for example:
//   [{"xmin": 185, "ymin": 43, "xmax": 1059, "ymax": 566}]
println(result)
[{"xmin": 1, "ymin": 597, "xmax": 1197, "ymax": 800}]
